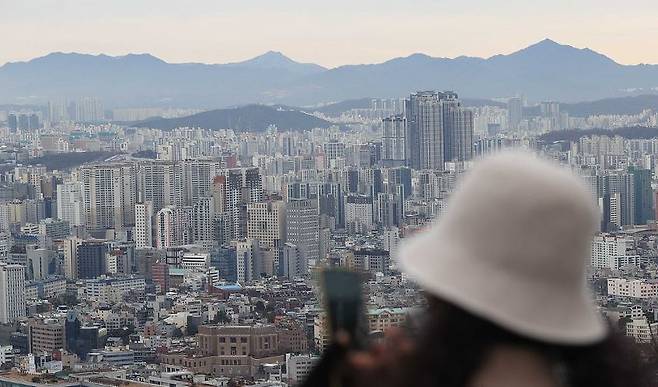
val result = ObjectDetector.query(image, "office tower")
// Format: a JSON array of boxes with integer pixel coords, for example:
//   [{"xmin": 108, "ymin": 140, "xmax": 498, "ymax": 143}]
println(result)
[
  {"xmin": 347, "ymin": 169, "xmax": 359, "ymax": 193},
  {"xmin": 318, "ymin": 182, "xmax": 345, "ymax": 229},
  {"xmin": 386, "ymin": 167, "xmax": 412, "ymax": 199},
  {"xmin": 211, "ymin": 176, "xmax": 227, "ymax": 214},
  {"xmin": 280, "ymin": 243, "xmax": 306, "ymax": 279},
  {"xmin": 234, "ymin": 239, "xmax": 261, "ymax": 283},
  {"xmin": 0, "ymin": 263, "xmax": 26, "ymax": 323},
  {"xmin": 212, "ymin": 213, "xmax": 230, "ymax": 246},
  {"xmin": 134, "ymin": 201, "xmax": 153, "ymax": 248},
  {"xmin": 375, "ymin": 193, "xmax": 403, "ymax": 228},
  {"xmin": 57, "ymin": 181, "xmax": 85, "ymax": 226},
  {"xmin": 17, "ymin": 114, "xmax": 29, "ymax": 131},
  {"xmin": 507, "ymin": 97, "xmax": 523, "ymax": 130},
  {"xmin": 216, "ymin": 168, "xmax": 263, "ymax": 240},
  {"xmin": 629, "ymin": 167, "xmax": 654, "ymax": 224},
  {"xmin": 76, "ymin": 241, "xmax": 107, "ymax": 279},
  {"xmin": 28, "ymin": 114, "xmax": 39, "ymax": 130},
  {"xmin": 281, "ymin": 134, "xmax": 297, "ymax": 156},
  {"xmin": 78, "ymin": 163, "xmax": 138, "ymax": 230},
  {"xmin": 39, "ymin": 218, "xmax": 71, "ymax": 240},
  {"xmin": 286, "ymin": 182, "xmax": 317, "ymax": 201},
  {"xmin": 605, "ymin": 172, "xmax": 635, "ymax": 227},
  {"xmin": 7, "ymin": 114, "xmax": 17, "ymax": 133},
  {"xmin": 27, "ymin": 247, "xmax": 55, "ymax": 281},
  {"xmin": 406, "ymin": 91, "xmax": 444, "ymax": 170},
  {"xmin": 382, "ymin": 115, "xmax": 406, "ymax": 167},
  {"xmin": 286, "ymin": 198, "xmax": 319, "ymax": 269},
  {"xmin": 345, "ymin": 194, "xmax": 374, "ymax": 234},
  {"xmin": 247, "ymin": 201, "xmax": 286, "ymax": 271},
  {"xmin": 192, "ymin": 197, "xmax": 215, "ymax": 245},
  {"xmin": 63, "ymin": 238, "xmax": 82, "ymax": 280},
  {"xmin": 214, "ymin": 246, "xmax": 238, "ymax": 282}
]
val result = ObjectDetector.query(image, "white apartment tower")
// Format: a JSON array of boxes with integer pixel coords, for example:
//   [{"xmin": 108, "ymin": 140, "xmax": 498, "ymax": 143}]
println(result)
[
  {"xmin": 0, "ymin": 263, "xmax": 25, "ymax": 323},
  {"xmin": 135, "ymin": 201, "xmax": 154, "ymax": 248},
  {"xmin": 57, "ymin": 181, "xmax": 85, "ymax": 226}
]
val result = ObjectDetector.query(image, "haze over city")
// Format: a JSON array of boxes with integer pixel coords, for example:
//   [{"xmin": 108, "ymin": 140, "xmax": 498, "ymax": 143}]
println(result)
[{"xmin": 0, "ymin": 1, "xmax": 658, "ymax": 387}]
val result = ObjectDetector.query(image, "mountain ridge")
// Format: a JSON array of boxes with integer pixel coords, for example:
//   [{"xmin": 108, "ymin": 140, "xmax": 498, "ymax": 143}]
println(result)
[{"xmin": 2, "ymin": 39, "xmax": 658, "ymax": 107}]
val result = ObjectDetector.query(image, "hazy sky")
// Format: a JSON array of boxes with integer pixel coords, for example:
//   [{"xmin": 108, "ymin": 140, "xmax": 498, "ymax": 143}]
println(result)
[{"xmin": 2, "ymin": 0, "xmax": 657, "ymax": 68}]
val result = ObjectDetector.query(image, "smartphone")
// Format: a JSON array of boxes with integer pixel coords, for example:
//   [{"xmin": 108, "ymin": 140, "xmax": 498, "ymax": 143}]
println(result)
[{"xmin": 321, "ymin": 268, "xmax": 368, "ymax": 349}]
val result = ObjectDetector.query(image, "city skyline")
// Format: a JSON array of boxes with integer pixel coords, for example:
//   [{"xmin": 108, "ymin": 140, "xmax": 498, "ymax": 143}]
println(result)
[{"xmin": 2, "ymin": 0, "xmax": 658, "ymax": 67}]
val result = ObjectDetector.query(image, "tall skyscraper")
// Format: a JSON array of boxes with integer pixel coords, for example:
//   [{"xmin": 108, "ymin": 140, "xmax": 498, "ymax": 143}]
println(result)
[
  {"xmin": 155, "ymin": 206, "xmax": 176, "ymax": 249},
  {"xmin": 215, "ymin": 168, "xmax": 263, "ymax": 241},
  {"xmin": 134, "ymin": 201, "xmax": 154, "ymax": 248},
  {"xmin": 57, "ymin": 181, "xmax": 85, "ymax": 226},
  {"xmin": 507, "ymin": 97, "xmax": 523, "ymax": 130},
  {"xmin": 63, "ymin": 238, "xmax": 82, "ymax": 280},
  {"xmin": 286, "ymin": 198, "xmax": 319, "ymax": 269},
  {"xmin": 629, "ymin": 167, "xmax": 654, "ymax": 225},
  {"xmin": 247, "ymin": 201, "xmax": 286, "ymax": 271},
  {"xmin": 139, "ymin": 161, "xmax": 187, "ymax": 213},
  {"xmin": 7, "ymin": 114, "xmax": 17, "ymax": 133},
  {"xmin": 381, "ymin": 115, "xmax": 406, "ymax": 167},
  {"xmin": 192, "ymin": 197, "xmax": 215, "ymax": 245},
  {"xmin": 78, "ymin": 163, "xmax": 138, "ymax": 230},
  {"xmin": 442, "ymin": 92, "xmax": 474, "ymax": 163},
  {"xmin": 404, "ymin": 91, "xmax": 474, "ymax": 170},
  {"xmin": 406, "ymin": 91, "xmax": 444, "ymax": 170},
  {"xmin": 234, "ymin": 239, "xmax": 261, "ymax": 283},
  {"xmin": 0, "ymin": 263, "xmax": 25, "ymax": 323}
]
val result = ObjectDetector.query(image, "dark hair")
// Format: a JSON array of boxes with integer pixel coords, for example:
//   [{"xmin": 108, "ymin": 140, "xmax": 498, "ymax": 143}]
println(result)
[{"xmin": 390, "ymin": 297, "xmax": 653, "ymax": 387}]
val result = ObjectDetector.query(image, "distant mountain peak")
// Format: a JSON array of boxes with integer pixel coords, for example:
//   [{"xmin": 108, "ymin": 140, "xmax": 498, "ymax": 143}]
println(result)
[
  {"xmin": 241, "ymin": 51, "xmax": 297, "ymax": 66},
  {"xmin": 228, "ymin": 50, "xmax": 326, "ymax": 74},
  {"xmin": 499, "ymin": 38, "xmax": 619, "ymax": 66}
]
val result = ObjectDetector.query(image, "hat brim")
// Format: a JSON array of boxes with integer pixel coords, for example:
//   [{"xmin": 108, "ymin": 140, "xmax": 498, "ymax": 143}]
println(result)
[{"xmin": 396, "ymin": 227, "xmax": 608, "ymax": 345}]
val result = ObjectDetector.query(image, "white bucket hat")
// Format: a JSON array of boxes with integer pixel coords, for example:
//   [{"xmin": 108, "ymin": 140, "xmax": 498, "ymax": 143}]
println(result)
[{"xmin": 397, "ymin": 151, "xmax": 607, "ymax": 345}]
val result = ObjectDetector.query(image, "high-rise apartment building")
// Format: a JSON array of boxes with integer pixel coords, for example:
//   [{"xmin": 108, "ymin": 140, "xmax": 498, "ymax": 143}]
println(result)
[
  {"xmin": 57, "ymin": 181, "xmax": 85, "ymax": 226},
  {"xmin": 0, "ymin": 263, "xmax": 26, "ymax": 323},
  {"xmin": 78, "ymin": 163, "xmax": 138, "ymax": 230},
  {"xmin": 215, "ymin": 168, "xmax": 263, "ymax": 241},
  {"xmin": 192, "ymin": 197, "xmax": 215, "ymax": 245},
  {"xmin": 381, "ymin": 115, "xmax": 406, "ymax": 167},
  {"xmin": 134, "ymin": 201, "xmax": 154, "ymax": 248},
  {"xmin": 404, "ymin": 91, "xmax": 474, "ymax": 170},
  {"xmin": 139, "ymin": 161, "xmax": 187, "ymax": 213},
  {"xmin": 507, "ymin": 97, "xmax": 523, "ymax": 130}
]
